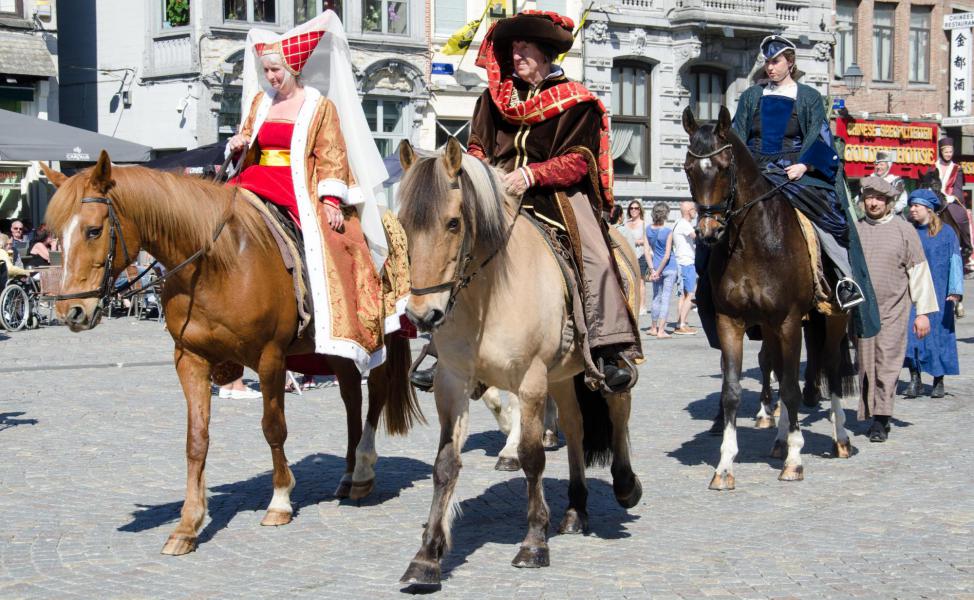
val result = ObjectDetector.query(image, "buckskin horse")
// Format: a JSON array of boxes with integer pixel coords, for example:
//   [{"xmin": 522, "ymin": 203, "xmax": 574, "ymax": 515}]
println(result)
[
  {"xmin": 682, "ymin": 107, "xmax": 855, "ymax": 490},
  {"xmin": 396, "ymin": 139, "xmax": 642, "ymax": 590},
  {"xmin": 41, "ymin": 152, "xmax": 422, "ymax": 554}
]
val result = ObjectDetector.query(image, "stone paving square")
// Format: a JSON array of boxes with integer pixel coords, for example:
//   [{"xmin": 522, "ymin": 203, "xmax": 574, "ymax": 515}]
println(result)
[{"xmin": 0, "ymin": 287, "xmax": 971, "ymax": 598}]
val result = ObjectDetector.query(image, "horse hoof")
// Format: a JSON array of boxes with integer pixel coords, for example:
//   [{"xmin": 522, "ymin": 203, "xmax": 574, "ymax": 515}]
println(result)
[
  {"xmin": 708, "ymin": 472, "xmax": 735, "ymax": 491},
  {"xmin": 542, "ymin": 431, "xmax": 559, "ymax": 450},
  {"xmin": 558, "ymin": 509, "xmax": 588, "ymax": 534},
  {"xmin": 399, "ymin": 559, "xmax": 441, "ymax": 591},
  {"xmin": 161, "ymin": 534, "xmax": 197, "ymax": 556},
  {"xmin": 754, "ymin": 416, "xmax": 775, "ymax": 429},
  {"xmin": 349, "ymin": 478, "xmax": 375, "ymax": 500},
  {"xmin": 334, "ymin": 478, "xmax": 352, "ymax": 499},
  {"xmin": 769, "ymin": 440, "xmax": 786, "ymax": 459},
  {"xmin": 778, "ymin": 465, "xmax": 804, "ymax": 482},
  {"xmin": 495, "ymin": 456, "xmax": 520, "ymax": 471},
  {"xmin": 614, "ymin": 474, "xmax": 642, "ymax": 508},
  {"xmin": 260, "ymin": 508, "xmax": 293, "ymax": 527},
  {"xmin": 512, "ymin": 545, "xmax": 550, "ymax": 568},
  {"xmin": 833, "ymin": 440, "xmax": 853, "ymax": 459}
]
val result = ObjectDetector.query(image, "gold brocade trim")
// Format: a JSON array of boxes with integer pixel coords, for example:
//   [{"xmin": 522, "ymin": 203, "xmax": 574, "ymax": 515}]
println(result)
[
  {"xmin": 514, "ymin": 86, "xmax": 542, "ymax": 169},
  {"xmin": 259, "ymin": 149, "xmax": 291, "ymax": 166}
]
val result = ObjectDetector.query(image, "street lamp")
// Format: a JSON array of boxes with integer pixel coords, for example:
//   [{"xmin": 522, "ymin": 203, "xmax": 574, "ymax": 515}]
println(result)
[{"xmin": 843, "ymin": 62, "xmax": 864, "ymax": 96}]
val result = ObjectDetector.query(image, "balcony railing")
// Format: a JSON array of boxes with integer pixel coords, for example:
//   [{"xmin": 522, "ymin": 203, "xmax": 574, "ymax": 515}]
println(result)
[
  {"xmin": 670, "ymin": 0, "xmax": 787, "ymax": 28},
  {"xmin": 621, "ymin": 0, "xmax": 653, "ymax": 8},
  {"xmin": 704, "ymin": 0, "xmax": 763, "ymax": 13},
  {"xmin": 776, "ymin": 2, "xmax": 803, "ymax": 24},
  {"xmin": 144, "ymin": 31, "xmax": 197, "ymax": 79}
]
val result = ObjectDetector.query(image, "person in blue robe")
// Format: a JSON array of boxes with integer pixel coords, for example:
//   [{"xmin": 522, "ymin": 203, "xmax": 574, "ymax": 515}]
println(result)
[{"xmin": 903, "ymin": 189, "xmax": 963, "ymax": 398}]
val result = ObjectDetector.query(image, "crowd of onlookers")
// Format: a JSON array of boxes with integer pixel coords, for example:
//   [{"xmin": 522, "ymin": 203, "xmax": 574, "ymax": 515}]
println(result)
[{"xmin": 0, "ymin": 219, "xmax": 62, "ymax": 276}]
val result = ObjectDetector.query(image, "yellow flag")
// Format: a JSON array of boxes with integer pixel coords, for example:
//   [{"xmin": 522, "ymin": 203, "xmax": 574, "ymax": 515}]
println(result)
[
  {"xmin": 557, "ymin": 3, "xmax": 593, "ymax": 63},
  {"xmin": 441, "ymin": 16, "xmax": 485, "ymax": 55}
]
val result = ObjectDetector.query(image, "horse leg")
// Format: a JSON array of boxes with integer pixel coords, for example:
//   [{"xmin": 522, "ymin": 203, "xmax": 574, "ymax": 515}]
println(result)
[
  {"xmin": 824, "ymin": 317, "xmax": 853, "ymax": 458},
  {"xmin": 710, "ymin": 316, "xmax": 745, "ymax": 490},
  {"xmin": 608, "ymin": 391, "xmax": 641, "ymax": 508},
  {"xmin": 512, "ymin": 360, "xmax": 551, "ymax": 568},
  {"xmin": 161, "ymin": 348, "xmax": 212, "ymax": 555},
  {"xmin": 352, "ymin": 360, "xmax": 391, "ymax": 500},
  {"xmin": 802, "ymin": 318, "xmax": 824, "ymax": 408},
  {"xmin": 495, "ymin": 392, "xmax": 522, "ymax": 471},
  {"xmin": 256, "ymin": 349, "xmax": 294, "ymax": 526},
  {"xmin": 542, "ymin": 394, "xmax": 559, "ymax": 449},
  {"xmin": 333, "ymin": 359, "xmax": 364, "ymax": 499},
  {"xmin": 755, "ymin": 341, "xmax": 776, "ymax": 429},
  {"xmin": 550, "ymin": 378, "xmax": 586, "ymax": 534},
  {"xmin": 400, "ymin": 366, "xmax": 472, "ymax": 590},
  {"xmin": 480, "ymin": 387, "xmax": 512, "ymax": 435},
  {"xmin": 777, "ymin": 315, "xmax": 806, "ymax": 482}
]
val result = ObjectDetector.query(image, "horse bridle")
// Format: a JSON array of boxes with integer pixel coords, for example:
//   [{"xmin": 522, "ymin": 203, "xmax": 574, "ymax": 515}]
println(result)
[{"xmin": 408, "ymin": 168, "xmax": 523, "ymax": 320}]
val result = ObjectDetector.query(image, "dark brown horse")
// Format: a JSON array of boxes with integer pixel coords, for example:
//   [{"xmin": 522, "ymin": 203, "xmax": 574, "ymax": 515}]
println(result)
[
  {"xmin": 682, "ymin": 107, "xmax": 854, "ymax": 490},
  {"xmin": 41, "ymin": 152, "xmax": 421, "ymax": 554}
]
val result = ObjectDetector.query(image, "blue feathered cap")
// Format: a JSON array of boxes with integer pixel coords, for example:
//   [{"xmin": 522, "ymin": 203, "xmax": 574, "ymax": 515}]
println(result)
[
  {"xmin": 760, "ymin": 35, "xmax": 796, "ymax": 60},
  {"xmin": 908, "ymin": 189, "xmax": 942, "ymax": 211}
]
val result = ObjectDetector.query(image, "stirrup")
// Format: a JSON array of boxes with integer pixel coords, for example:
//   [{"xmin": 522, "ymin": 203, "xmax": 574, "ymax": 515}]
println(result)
[
  {"xmin": 408, "ymin": 343, "xmax": 435, "ymax": 392},
  {"xmin": 835, "ymin": 278, "xmax": 865, "ymax": 311},
  {"xmin": 597, "ymin": 354, "xmax": 639, "ymax": 395}
]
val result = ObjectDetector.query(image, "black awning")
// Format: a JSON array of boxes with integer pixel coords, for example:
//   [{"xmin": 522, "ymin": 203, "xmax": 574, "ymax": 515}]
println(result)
[{"xmin": 0, "ymin": 109, "xmax": 152, "ymax": 162}]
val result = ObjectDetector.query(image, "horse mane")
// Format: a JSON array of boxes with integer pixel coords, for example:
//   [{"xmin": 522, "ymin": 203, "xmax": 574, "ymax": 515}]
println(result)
[
  {"xmin": 46, "ymin": 166, "xmax": 273, "ymax": 273},
  {"xmin": 398, "ymin": 151, "xmax": 515, "ymax": 259}
]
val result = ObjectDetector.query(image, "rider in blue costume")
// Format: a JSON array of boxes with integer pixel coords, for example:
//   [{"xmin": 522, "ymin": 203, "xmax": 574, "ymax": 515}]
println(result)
[{"xmin": 695, "ymin": 35, "xmax": 881, "ymax": 351}]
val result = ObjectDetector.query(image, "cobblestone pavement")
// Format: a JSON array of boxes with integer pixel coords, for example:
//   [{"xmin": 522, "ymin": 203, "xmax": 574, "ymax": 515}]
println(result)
[{"xmin": 1, "ymin": 286, "xmax": 972, "ymax": 599}]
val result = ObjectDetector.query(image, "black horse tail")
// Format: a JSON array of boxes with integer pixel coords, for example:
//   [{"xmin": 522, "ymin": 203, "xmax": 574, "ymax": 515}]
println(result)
[
  {"xmin": 576, "ymin": 374, "xmax": 613, "ymax": 468},
  {"xmin": 836, "ymin": 333, "xmax": 859, "ymax": 399},
  {"xmin": 379, "ymin": 332, "xmax": 426, "ymax": 436}
]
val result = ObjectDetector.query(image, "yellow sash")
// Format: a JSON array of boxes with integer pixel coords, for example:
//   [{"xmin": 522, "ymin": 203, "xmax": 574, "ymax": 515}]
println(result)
[{"xmin": 259, "ymin": 149, "xmax": 291, "ymax": 166}]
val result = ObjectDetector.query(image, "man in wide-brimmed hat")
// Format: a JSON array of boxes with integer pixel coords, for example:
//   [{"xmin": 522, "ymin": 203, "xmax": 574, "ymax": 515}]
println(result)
[
  {"xmin": 873, "ymin": 149, "xmax": 907, "ymax": 215},
  {"xmin": 409, "ymin": 10, "xmax": 641, "ymax": 394},
  {"xmin": 855, "ymin": 177, "xmax": 937, "ymax": 442}
]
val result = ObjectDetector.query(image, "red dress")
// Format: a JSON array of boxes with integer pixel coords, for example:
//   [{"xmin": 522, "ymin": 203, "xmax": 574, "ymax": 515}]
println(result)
[{"xmin": 230, "ymin": 120, "xmax": 303, "ymax": 226}]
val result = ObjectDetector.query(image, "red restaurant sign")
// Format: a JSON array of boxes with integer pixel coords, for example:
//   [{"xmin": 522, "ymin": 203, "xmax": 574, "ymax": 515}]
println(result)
[{"xmin": 835, "ymin": 118, "xmax": 939, "ymax": 179}]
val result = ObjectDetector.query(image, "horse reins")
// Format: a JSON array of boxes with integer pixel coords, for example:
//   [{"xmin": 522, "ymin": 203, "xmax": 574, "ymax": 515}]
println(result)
[
  {"xmin": 56, "ymin": 155, "xmax": 238, "ymax": 310},
  {"xmin": 408, "ymin": 168, "xmax": 525, "ymax": 319},
  {"xmin": 686, "ymin": 143, "xmax": 790, "ymax": 230}
]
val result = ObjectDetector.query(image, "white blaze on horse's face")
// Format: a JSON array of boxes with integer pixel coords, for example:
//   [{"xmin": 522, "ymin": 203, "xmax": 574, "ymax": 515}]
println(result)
[{"xmin": 56, "ymin": 200, "xmax": 113, "ymax": 331}]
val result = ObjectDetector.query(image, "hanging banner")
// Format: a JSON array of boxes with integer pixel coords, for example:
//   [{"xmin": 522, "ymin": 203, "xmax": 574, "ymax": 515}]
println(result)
[
  {"xmin": 835, "ymin": 118, "xmax": 939, "ymax": 179},
  {"xmin": 950, "ymin": 27, "xmax": 972, "ymax": 116}
]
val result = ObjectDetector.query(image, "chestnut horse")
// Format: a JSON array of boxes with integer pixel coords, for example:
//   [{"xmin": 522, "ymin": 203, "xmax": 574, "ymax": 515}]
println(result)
[
  {"xmin": 396, "ymin": 139, "xmax": 642, "ymax": 590},
  {"xmin": 682, "ymin": 107, "xmax": 854, "ymax": 490},
  {"xmin": 42, "ymin": 152, "xmax": 421, "ymax": 555}
]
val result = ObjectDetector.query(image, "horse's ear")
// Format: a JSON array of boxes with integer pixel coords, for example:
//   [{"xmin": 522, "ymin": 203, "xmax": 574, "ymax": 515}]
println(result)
[
  {"xmin": 88, "ymin": 150, "xmax": 115, "ymax": 194},
  {"xmin": 399, "ymin": 139, "xmax": 417, "ymax": 172},
  {"xmin": 443, "ymin": 136, "xmax": 464, "ymax": 178},
  {"xmin": 716, "ymin": 106, "xmax": 732, "ymax": 138},
  {"xmin": 38, "ymin": 161, "xmax": 67, "ymax": 188},
  {"xmin": 682, "ymin": 107, "xmax": 698, "ymax": 136}
]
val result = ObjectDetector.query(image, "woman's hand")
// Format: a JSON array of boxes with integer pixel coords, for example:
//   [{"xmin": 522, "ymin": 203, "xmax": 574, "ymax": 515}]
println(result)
[
  {"xmin": 947, "ymin": 294, "xmax": 962, "ymax": 304},
  {"xmin": 228, "ymin": 134, "xmax": 250, "ymax": 154},
  {"xmin": 785, "ymin": 163, "xmax": 808, "ymax": 181},
  {"xmin": 322, "ymin": 202, "xmax": 344, "ymax": 231},
  {"xmin": 502, "ymin": 170, "xmax": 529, "ymax": 196},
  {"xmin": 913, "ymin": 314, "xmax": 931, "ymax": 339}
]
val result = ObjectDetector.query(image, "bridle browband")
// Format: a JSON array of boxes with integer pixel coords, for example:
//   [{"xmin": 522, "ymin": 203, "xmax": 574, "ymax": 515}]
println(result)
[
  {"xmin": 408, "ymin": 165, "xmax": 524, "ymax": 320},
  {"xmin": 55, "ymin": 189, "xmax": 236, "ymax": 314},
  {"xmin": 686, "ymin": 142, "xmax": 789, "ymax": 232}
]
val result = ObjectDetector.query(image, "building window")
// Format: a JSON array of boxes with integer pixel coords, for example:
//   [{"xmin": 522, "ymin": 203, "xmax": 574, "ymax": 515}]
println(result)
[
  {"xmin": 909, "ymin": 5, "xmax": 931, "ymax": 83},
  {"xmin": 218, "ymin": 51, "xmax": 245, "ymax": 140},
  {"xmin": 435, "ymin": 119, "xmax": 470, "ymax": 149},
  {"xmin": 295, "ymin": 0, "xmax": 342, "ymax": 22},
  {"xmin": 835, "ymin": 0, "xmax": 857, "ymax": 77},
  {"xmin": 686, "ymin": 68, "xmax": 725, "ymax": 122},
  {"xmin": 872, "ymin": 3, "xmax": 895, "ymax": 82},
  {"xmin": 0, "ymin": 0, "xmax": 23, "ymax": 16},
  {"xmin": 225, "ymin": 0, "xmax": 276, "ymax": 23},
  {"xmin": 163, "ymin": 0, "xmax": 191, "ymax": 28},
  {"xmin": 536, "ymin": 0, "xmax": 565, "ymax": 13},
  {"xmin": 364, "ymin": 97, "xmax": 406, "ymax": 157},
  {"xmin": 363, "ymin": 0, "xmax": 407, "ymax": 35},
  {"xmin": 434, "ymin": 0, "xmax": 465, "ymax": 37},
  {"xmin": 611, "ymin": 62, "xmax": 651, "ymax": 179}
]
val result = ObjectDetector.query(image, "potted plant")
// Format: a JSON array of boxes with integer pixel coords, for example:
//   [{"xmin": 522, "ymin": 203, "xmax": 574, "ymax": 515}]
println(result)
[{"xmin": 166, "ymin": 0, "xmax": 190, "ymax": 27}]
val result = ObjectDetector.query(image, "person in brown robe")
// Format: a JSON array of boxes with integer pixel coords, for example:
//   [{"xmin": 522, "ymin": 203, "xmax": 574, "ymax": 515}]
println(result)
[
  {"xmin": 856, "ymin": 176, "xmax": 938, "ymax": 442},
  {"xmin": 410, "ymin": 10, "xmax": 641, "ymax": 393}
]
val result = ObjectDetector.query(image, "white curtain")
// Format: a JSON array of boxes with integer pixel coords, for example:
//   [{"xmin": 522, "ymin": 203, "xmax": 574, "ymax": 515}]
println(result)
[{"xmin": 611, "ymin": 123, "xmax": 643, "ymax": 176}]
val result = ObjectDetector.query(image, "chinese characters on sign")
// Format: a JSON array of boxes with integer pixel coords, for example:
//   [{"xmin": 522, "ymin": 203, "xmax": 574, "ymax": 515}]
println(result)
[{"xmin": 951, "ymin": 27, "xmax": 973, "ymax": 117}]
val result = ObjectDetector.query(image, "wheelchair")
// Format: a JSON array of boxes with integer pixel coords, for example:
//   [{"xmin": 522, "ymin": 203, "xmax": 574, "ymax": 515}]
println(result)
[{"xmin": 0, "ymin": 262, "xmax": 43, "ymax": 331}]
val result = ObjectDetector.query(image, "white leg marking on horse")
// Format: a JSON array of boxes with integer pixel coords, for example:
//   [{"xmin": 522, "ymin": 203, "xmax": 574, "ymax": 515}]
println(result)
[
  {"xmin": 267, "ymin": 468, "xmax": 295, "ymax": 512},
  {"xmin": 775, "ymin": 402, "xmax": 789, "ymax": 444},
  {"xmin": 830, "ymin": 392, "xmax": 849, "ymax": 444},
  {"xmin": 755, "ymin": 401, "xmax": 772, "ymax": 421},
  {"xmin": 716, "ymin": 420, "xmax": 738, "ymax": 475},
  {"xmin": 352, "ymin": 422, "xmax": 378, "ymax": 483},
  {"xmin": 481, "ymin": 387, "xmax": 510, "ymax": 434},
  {"xmin": 784, "ymin": 426, "xmax": 805, "ymax": 467},
  {"xmin": 499, "ymin": 394, "xmax": 521, "ymax": 459},
  {"xmin": 60, "ymin": 216, "xmax": 79, "ymax": 286}
]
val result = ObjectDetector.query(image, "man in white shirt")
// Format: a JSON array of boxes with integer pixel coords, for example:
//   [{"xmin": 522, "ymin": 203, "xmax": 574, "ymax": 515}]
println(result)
[{"xmin": 672, "ymin": 201, "xmax": 697, "ymax": 335}]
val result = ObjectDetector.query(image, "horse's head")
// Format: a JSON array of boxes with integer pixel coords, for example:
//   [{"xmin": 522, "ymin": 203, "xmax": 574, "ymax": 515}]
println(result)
[
  {"xmin": 42, "ymin": 151, "xmax": 142, "ymax": 331},
  {"xmin": 682, "ymin": 105, "xmax": 736, "ymax": 245},
  {"xmin": 397, "ymin": 137, "xmax": 510, "ymax": 332}
]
